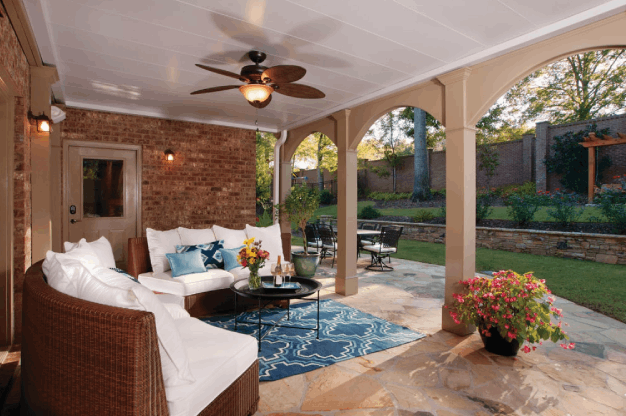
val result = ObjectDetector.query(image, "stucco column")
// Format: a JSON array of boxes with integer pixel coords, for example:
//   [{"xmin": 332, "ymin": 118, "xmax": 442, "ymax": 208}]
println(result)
[
  {"xmin": 30, "ymin": 66, "xmax": 59, "ymax": 262},
  {"xmin": 334, "ymin": 109, "xmax": 358, "ymax": 296},
  {"xmin": 438, "ymin": 68, "xmax": 476, "ymax": 336},
  {"xmin": 278, "ymin": 159, "xmax": 292, "ymax": 261}
]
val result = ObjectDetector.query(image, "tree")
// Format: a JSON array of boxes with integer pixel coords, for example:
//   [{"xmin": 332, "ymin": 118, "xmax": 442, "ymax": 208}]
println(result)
[
  {"xmin": 373, "ymin": 111, "xmax": 405, "ymax": 193},
  {"xmin": 505, "ymin": 49, "xmax": 626, "ymax": 124},
  {"xmin": 255, "ymin": 131, "xmax": 276, "ymax": 201},
  {"xmin": 477, "ymin": 138, "xmax": 500, "ymax": 191},
  {"xmin": 411, "ymin": 108, "xmax": 430, "ymax": 201}
]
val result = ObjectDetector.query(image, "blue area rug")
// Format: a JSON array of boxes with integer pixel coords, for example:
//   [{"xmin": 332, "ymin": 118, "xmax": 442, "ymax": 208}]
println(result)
[{"xmin": 202, "ymin": 299, "xmax": 425, "ymax": 381}]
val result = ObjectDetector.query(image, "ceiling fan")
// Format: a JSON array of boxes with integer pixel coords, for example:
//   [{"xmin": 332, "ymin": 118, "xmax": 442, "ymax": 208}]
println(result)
[{"xmin": 191, "ymin": 51, "xmax": 325, "ymax": 109}]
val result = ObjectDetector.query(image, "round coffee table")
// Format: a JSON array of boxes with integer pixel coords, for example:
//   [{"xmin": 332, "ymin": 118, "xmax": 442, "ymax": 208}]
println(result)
[{"xmin": 230, "ymin": 276, "xmax": 322, "ymax": 351}]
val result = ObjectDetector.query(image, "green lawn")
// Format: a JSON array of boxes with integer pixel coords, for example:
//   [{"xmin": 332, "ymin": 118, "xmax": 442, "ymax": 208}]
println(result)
[
  {"xmin": 292, "ymin": 236, "xmax": 626, "ymax": 323},
  {"xmin": 314, "ymin": 202, "xmax": 605, "ymax": 222}
]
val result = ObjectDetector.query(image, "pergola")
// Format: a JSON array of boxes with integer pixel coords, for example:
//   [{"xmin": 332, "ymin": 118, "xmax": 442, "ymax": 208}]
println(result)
[
  {"xmin": 582, "ymin": 132, "xmax": 626, "ymax": 203},
  {"xmin": 275, "ymin": 14, "xmax": 626, "ymax": 335}
]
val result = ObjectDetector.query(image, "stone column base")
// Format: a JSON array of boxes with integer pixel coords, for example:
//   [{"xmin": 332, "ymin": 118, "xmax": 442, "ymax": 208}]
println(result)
[{"xmin": 335, "ymin": 276, "xmax": 358, "ymax": 296}]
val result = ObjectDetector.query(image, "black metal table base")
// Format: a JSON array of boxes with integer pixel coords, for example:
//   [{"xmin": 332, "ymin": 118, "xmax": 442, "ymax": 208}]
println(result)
[{"xmin": 234, "ymin": 290, "xmax": 320, "ymax": 351}]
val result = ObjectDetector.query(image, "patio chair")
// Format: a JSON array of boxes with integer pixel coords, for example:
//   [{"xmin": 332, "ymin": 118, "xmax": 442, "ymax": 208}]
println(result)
[
  {"xmin": 318, "ymin": 225, "xmax": 337, "ymax": 268},
  {"xmin": 305, "ymin": 223, "xmax": 323, "ymax": 253},
  {"xmin": 362, "ymin": 226, "xmax": 403, "ymax": 271},
  {"xmin": 360, "ymin": 222, "xmax": 380, "ymax": 246}
]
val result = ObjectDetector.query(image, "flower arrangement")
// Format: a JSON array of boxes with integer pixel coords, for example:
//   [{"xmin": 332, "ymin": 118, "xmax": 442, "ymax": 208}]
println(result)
[
  {"xmin": 237, "ymin": 237, "xmax": 270, "ymax": 289},
  {"xmin": 447, "ymin": 270, "xmax": 575, "ymax": 354}
]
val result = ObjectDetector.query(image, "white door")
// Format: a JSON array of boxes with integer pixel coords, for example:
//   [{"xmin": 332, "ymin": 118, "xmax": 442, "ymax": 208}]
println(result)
[{"xmin": 65, "ymin": 144, "xmax": 140, "ymax": 269}]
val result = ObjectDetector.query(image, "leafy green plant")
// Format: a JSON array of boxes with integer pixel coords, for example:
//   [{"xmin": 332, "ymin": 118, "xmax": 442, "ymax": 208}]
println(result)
[
  {"xmin": 412, "ymin": 210, "xmax": 434, "ymax": 223},
  {"xmin": 319, "ymin": 190, "xmax": 335, "ymax": 205},
  {"xmin": 476, "ymin": 193, "xmax": 494, "ymax": 224},
  {"xmin": 544, "ymin": 190, "xmax": 585, "ymax": 226},
  {"xmin": 438, "ymin": 204, "xmax": 446, "ymax": 219},
  {"xmin": 594, "ymin": 189, "xmax": 626, "ymax": 234},
  {"xmin": 281, "ymin": 185, "xmax": 320, "ymax": 254},
  {"xmin": 477, "ymin": 141, "xmax": 500, "ymax": 190},
  {"xmin": 368, "ymin": 192, "xmax": 412, "ymax": 201},
  {"xmin": 447, "ymin": 270, "xmax": 574, "ymax": 353},
  {"xmin": 359, "ymin": 205, "xmax": 382, "ymax": 219},
  {"xmin": 496, "ymin": 181, "xmax": 536, "ymax": 198},
  {"xmin": 505, "ymin": 194, "xmax": 543, "ymax": 225}
]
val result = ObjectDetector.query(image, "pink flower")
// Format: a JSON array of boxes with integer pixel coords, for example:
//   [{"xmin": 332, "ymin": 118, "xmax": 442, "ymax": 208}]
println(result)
[
  {"xmin": 507, "ymin": 332, "xmax": 516, "ymax": 340},
  {"xmin": 522, "ymin": 345, "xmax": 531, "ymax": 353}
]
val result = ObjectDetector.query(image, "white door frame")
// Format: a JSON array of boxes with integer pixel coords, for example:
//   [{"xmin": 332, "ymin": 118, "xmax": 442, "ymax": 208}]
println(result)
[
  {"xmin": 0, "ymin": 65, "xmax": 16, "ymax": 347},
  {"xmin": 62, "ymin": 140, "xmax": 143, "ymax": 244}
]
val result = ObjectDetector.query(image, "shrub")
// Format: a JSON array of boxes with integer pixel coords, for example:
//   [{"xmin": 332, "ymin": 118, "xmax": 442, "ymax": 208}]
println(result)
[
  {"xmin": 432, "ymin": 189, "xmax": 446, "ymax": 198},
  {"xmin": 496, "ymin": 181, "xmax": 536, "ymax": 198},
  {"xmin": 505, "ymin": 194, "xmax": 543, "ymax": 225},
  {"xmin": 319, "ymin": 190, "xmax": 335, "ymax": 205},
  {"xmin": 544, "ymin": 190, "xmax": 584, "ymax": 226},
  {"xmin": 594, "ymin": 189, "xmax": 626, "ymax": 234},
  {"xmin": 368, "ymin": 192, "xmax": 412, "ymax": 201},
  {"xmin": 413, "ymin": 210, "xmax": 434, "ymax": 223},
  {"xmin": 476, "ymin": 193, "xmax": 494, "ymax": 223},
  {"xmin": 437, "ymin": 204, "xmax": 446, "ymax": 218},
  {"xmin": 359, "ymin": 205, "xmax": 382, "ymax": 219}
]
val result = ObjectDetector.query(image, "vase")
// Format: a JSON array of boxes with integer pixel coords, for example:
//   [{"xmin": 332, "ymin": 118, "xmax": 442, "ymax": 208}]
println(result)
[
  {"xmin": 248, "ymin": 270, "xmax": 261, "ymax": 290},
  {"xmin": 479, "ymin": 325, "xmax": 520, "ymax": 356},
  {"xmin": 291, "ymin": 251, "xmax": 320, "ymax": 277}
]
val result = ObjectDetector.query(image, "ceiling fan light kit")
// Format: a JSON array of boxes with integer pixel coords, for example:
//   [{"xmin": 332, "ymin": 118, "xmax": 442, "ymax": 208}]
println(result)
[{"xmin": 192, "ymin": 51, "xmax": 325, "ymax": 108}]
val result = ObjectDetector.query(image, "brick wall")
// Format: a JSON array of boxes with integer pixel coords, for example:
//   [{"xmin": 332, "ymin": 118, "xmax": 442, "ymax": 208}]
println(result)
[
  {"xmin": 358, "ymin": 220, "xmax": 626, "ymax": 265},
  {"xmin": 1, "ymin": 7, "xmax": 32, "ymax": 343},
  {"xmin": 61, "ymin": 108, "xmax": 256, "ymax": 233}
]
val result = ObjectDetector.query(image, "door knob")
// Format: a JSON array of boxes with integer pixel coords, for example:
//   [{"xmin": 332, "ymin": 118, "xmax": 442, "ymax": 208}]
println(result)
[{"xmin": 70, "ymin": 219, "xmax": 81, "ymax": 224}]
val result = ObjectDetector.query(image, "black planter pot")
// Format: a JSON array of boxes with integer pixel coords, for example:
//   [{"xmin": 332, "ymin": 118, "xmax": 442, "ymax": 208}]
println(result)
[{"xmin": 479, "ymin": 325, "xmax": 520, "ymax": 356}]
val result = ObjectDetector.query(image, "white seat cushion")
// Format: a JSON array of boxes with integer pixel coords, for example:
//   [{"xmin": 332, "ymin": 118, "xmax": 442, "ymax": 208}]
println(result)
[
  {"xmin": 244, "ymin": 223, "xmax": 285, "ymax": 263},
  {"xmin": 138, "ymin": 269, "xmax": 235, "ymax": 296},
  {"xmin": 323, "ymin": 243, "xmax": 337, "ymax": 250},
  {"xmin": 166, "ymin": 318, "xmax": 257, "ymax": 416},
  {"xmin": 362, "ymin": 244, "xmax": 397, "ymax": 254},
  {"xmin": 156, "ymin": 293, "xmax": 185, "ymax": 309},
  {"xmin": 177, "ymin": 227, "xmax": 216, "ymax": 246},
  {"xmin": 307, "ymin": 239, "xmax": 323, "ymax": 248},
  {"xmin": 146, "ymin": 228, "xmax": 183, "ymax": 273},
  {"xmin": 360, "ymin": 239, "xmax": 374, "ymax": 246},
  {"xmin": 212, "ymin": 225, "xmax": 247, "ymax": 249}
]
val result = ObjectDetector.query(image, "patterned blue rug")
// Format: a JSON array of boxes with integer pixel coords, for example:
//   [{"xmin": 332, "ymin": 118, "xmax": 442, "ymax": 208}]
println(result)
[{"xmin": 202, "ymin": 299, "xmax": 425, "ymax": 381}]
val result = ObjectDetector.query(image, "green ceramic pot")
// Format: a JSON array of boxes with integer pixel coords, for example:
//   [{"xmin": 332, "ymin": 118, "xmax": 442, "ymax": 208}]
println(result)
[{"xmin": 291, "ymin": 251, "xmax": 320, "ymax": 278}]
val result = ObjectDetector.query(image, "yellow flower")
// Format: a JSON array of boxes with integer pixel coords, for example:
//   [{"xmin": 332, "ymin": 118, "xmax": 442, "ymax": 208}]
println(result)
[
  {"xmin": 249, "ymin": 258, "xmax": 255, "ymax": 264},
  {"xmin": 243, "ymin": 237, "xmax": 255, "ymax": 246}
]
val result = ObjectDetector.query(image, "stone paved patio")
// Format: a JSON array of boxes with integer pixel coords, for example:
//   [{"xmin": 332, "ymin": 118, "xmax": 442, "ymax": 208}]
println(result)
[{"xmin": 254, "ymin": 255, "xmax": 626, "ymax": 416}]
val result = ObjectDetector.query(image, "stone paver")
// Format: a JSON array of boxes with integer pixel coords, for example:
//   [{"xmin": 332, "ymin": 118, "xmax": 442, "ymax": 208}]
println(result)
[{"xmin": 254, "ymin": 256, "xmax": 626, "ymax": 416}]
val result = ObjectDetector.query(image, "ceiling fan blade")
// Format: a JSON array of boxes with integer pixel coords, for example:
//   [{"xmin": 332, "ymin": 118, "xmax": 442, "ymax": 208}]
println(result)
[
  {"xmin": 274, "ymin": 83, "xmax": 325, "ymax": 99},
  {"xmin": 195, "ymin": 64, "xmax": 248, "ymax": 82},
  {"xmin": 190, "ymin": 85, "xmax": 240, "ymax": 95},
  {"xmin": 248, "ymin": 94, "xmax": 272, "ymax": 109},
  {"xmin": 261, "ymin": 65, "xmax": 306, "ymax": 84}
]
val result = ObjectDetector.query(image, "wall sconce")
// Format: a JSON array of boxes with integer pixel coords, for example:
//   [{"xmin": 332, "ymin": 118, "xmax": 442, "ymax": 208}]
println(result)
[
  {"xmin": 28, "ymin": 111, "xmax": 52, "ymax": 133},
  {"xmin": 164, "ymin": 149, "xmax": 175, "ymax": 161}
]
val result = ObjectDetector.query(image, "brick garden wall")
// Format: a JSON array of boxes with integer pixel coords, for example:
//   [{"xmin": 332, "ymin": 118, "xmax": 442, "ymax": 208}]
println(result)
[
  {"xmin": 61, "ymin": 108, "xmax": 257, "ymax": 233},
  {"xmin": 358, "ymin": 220, "xmax": 626, "ymax": 266},
  {"xmin": 1, "ymin": 7, "xmax": 33, "ymax": 343}
]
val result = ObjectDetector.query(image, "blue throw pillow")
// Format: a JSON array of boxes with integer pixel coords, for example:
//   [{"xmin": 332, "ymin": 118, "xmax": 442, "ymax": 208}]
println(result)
[
  {"xmin": 175, "ymin": 240, "xmax": 224, "ymax": 269},
  {"xmin": 110, "ymin": 267, "xmax": 140, "ymax": 283},
  {"xmin": 166, "ymin": 251, "xmax": 206, "ymax": 277},
  {"xmin": 219, "ymin": 246, "xmax": 245, "ymax": 271}
]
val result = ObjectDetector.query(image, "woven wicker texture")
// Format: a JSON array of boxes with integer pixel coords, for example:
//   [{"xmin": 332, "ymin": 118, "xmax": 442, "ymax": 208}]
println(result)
[{"xmin": 21, "ymin": 260, "xmax": 260, "ymax": 416}]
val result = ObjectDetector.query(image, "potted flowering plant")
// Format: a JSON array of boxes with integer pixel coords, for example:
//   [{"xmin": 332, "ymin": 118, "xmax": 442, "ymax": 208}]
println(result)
[
  {"xmin": 447, "ymin": 270, "xmax": 575, "ymax": 356},
  {"xmin": 237, "ymin": 237, "xmax": 270, "ymax": 290}
]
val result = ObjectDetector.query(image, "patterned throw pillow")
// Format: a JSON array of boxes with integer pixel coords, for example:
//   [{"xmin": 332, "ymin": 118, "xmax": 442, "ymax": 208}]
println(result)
[
  {"xmin": 175, "ymin": 240, "xmax": 225, "ymax": 269},
  {"xmin": 109, "ymin": 267, "xmax": 140, "ymax": 283}
]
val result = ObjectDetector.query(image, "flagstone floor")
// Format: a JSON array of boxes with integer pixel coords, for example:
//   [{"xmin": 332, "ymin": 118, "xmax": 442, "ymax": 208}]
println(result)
[{"xmin": 254, "ymin": 256, "xmax": 626, "ymax": 416}]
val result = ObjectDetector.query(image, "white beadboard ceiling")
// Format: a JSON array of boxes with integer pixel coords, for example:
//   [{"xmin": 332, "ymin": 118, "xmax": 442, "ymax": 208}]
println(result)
[{"xmin": 23, "ymin": 0, "xmax": 626, "ymax": 132}]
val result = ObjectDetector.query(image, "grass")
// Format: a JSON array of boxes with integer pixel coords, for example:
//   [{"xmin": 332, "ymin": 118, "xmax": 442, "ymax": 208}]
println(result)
[
  {"xmin": 314, "ymin": 202, "xmax": 605, "ymax": 222},
  {"xmin": 291, "ymin": 236, "xmax": 626, "ymax": 323}
]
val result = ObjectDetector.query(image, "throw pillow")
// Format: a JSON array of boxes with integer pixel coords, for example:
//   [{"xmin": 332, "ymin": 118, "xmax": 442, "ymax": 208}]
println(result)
[
  {"xmin": 64, "ymin": 236, "xmax": 116, "ymax": 268},
  {"xmin": 177, "ymin": 226, "xmax": 216, "ymax": 246},
  {"xmin": 166, "ymin": 251, "xmax": 206, "ymax": 277},
  {"xmin": 245, "ymin": 223, "xmax": 285, "ymax": 263},
  {"xmin": 219, "ymin": 245, "xmax": 245, "ymax": 271},
  {"xmin": 110, "ymin": 267, "xmax": 140, "ymax": 283},
  {"xmin": 212, "ymin": 225, "xmax": 247, "ymax": 249},
  {"xmin": 42, "ymin": 244, "xmax": 103, "ymax": 297},
  {"xmin": 175, "ymin": 240, "xmax": 224, "ymax": 269},
  {"xmin": 146, "ymin": 228, "xmax": 183, "ymax": 273},
  {"xmin": 162, "ymin": 302, "xmax": 191, "ymax": 320}
]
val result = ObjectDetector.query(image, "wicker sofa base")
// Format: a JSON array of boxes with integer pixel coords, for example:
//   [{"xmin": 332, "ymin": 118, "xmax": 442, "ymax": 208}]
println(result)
[{"xmin": 199, "ymin": 360, "xmax": 259, "ymax": 416}]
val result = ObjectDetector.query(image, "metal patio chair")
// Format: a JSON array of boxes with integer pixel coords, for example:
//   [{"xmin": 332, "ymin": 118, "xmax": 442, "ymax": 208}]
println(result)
[
  {"xmin": 318, "ymin": 225, "xmax": 337, "ymax": 268},
  {"xmin": 362, "ymin": 226, "xmax": 403, "ymax": 271}
]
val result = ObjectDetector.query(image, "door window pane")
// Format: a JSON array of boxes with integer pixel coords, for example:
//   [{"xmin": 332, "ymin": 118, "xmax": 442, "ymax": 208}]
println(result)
[{"xmin": 83, "ymin": 159, "xmax": 124, "ymax": 218}]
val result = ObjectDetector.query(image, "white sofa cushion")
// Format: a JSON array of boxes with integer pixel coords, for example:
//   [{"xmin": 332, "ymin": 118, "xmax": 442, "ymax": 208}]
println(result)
[
  {"xmin": 212, "ymin": 225, "xmax": 247, "ymax": 249},
  {"xmin": 138, "ymin": 269, "xmax": 235, "ymax": 296},
  {"xmin": 177, "ymin": 227, "xmax": 216, "ymax": 246},
  {"xmin": 245, "ymin": 223, "xmax": 284, "ymax": 263},
  {"xmin": 64, "ymin": 236, "xmax": 116, "ymax": 268},
  {"xmin": 166, "ymin": 318, "xmax": 257, "ymax": 416},
  {"xmin": 146, "ymin": 228, "xmax": 183, "ymax": 273},
  {"xmin": 42, "ymin": 244, "xmax": 103, "ymax": 297}
]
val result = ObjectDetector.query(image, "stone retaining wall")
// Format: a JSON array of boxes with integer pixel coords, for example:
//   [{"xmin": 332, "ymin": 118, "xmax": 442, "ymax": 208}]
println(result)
[{"xmin": 358, "ymin": 220, "xmax": 626, "ymax": 265}]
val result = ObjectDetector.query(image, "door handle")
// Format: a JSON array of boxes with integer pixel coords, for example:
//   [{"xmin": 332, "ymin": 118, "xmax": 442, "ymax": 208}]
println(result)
[{"xmin": 70, "ymin": 219, "xmax": 81, "ymax": 224}]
